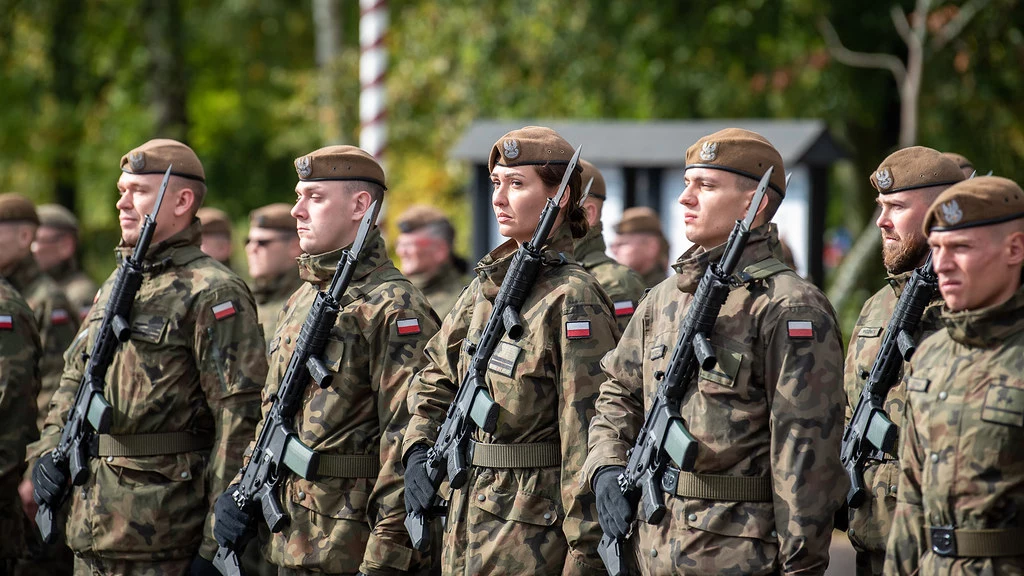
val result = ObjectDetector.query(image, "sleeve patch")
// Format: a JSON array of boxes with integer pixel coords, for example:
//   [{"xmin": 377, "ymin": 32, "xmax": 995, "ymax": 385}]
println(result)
[
  {"xmin": 0, "ymin": 315, "xmax": 12, "ymax": 330},
  {"xmin": 487, "ymin": 341, "xmax": 522, "ymax": 377},
  {"xmin": 51, "ymin": 308, "xmax": 71, "ymax": 325},
  {"xmin": 613, "ymin": 300, "xmax": 635, "ymax": 317},
  {"xmin": 566, "ymin": 320, "xmax": 591, "ymax": 339},
  {"xmin": 787, "ymin": 320, "xmax": 813, "ymax": 339},
  {"xmin": 212, "ymin": 300, "xmax": 237, "ymax": 320},
  {"xmin": 396, "ymin": 318, "xmax": 421, "ymax": 335}
]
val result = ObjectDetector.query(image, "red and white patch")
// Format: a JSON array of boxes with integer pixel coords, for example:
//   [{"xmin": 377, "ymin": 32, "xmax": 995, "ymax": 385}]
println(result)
[
  {"xmin": 787, "ymin": 320, "xmax": 814, "ymax": 339},
  {"xmin": 0, "ymin": 315, "xmax": 12, "ymax": 330},
  {"xmin": 51, "ymin": 308, "xmax": 70, "ymax": 325},
  {"xmin": 566, "ymin": 320, "xmax": 592, "ymax": 339},
  {"xmin": 396, "ymin": 318, "xmax": 421, "ymax": 335},
  {"xmin": 613, "ymin": 300, "xmax": 635, "ymax": 317},
  {"xmin": 212, "ymin": 301, "xmax": 237, "ymax": 320}
]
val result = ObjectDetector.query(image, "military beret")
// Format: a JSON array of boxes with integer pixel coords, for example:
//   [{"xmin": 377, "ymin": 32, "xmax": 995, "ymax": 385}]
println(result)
[
  {"xmin": 615, "ymin": 206, "xmax": 664, "ymax": 236},
  {"xmin": 196, "ymin": 207, "xmax": 232, "ymax": 237},
  {"xmin": 579, "ymin": 159, "xmax": 607, "ymax": 201},
  {"xmin": 869, "ymin": 146, "xmax": 964, "ymax": 194},
  {"xmin": 941, "ymin": 152, "xmax": 974, "ymax": 170},
  {"xmin": 293, "ymin": 145, "xmax": 386, "ymax": 189},
  {"xmin": 249, "ymin": 203, "xmax": 296, "ymax": 232},
  {"xmin": 685, "ymin": 128, "xmax": 786, "ymax": 197},
  {"xmin": 0, "ymin": 193, "xmax": 39, "ymax": 225},
  {"xmin": 923, "ymin": 176, "xmax": 1024, "ymax": 234},
  {"xmin": 37, "ymin": 203, "xmax": 79, "ymax": 233},
  {"xmin": 396, "ymin": 205, "xmax": 451, "ymax": 234},
  {"xmin": 488, "ymin": 126, "xmax": 576, "ymax": 173},
  {"xmin": 121, "ymin": 138, "xmax": 205, "ymax": 183}
]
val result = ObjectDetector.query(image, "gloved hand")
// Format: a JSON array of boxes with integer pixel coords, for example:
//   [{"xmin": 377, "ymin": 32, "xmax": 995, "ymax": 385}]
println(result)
[
  {"xmin": 189, "ymin": 555, "xmax": 220, "ymax": 576},
  {"xmin": 403, "ymin": 444, "xmax": 434, "ymax": 515},
  {"xmin": 32, "ymin": 453, "xmax": 68, "ymax": 507},
  {"xmin": 213, "ymin": 485, "xmax": 252, "ymax": 547},
  {"xmin": 594, "ymin": 466, "xmax": 634, "ymax": 539}
]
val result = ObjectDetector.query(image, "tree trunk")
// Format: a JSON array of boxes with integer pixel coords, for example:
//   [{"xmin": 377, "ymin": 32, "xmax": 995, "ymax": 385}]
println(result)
[
  {"xmin": 49, "ymin": 0, "xmax": 83, "ymax": 210},
  {"xmin": 313, "ymin": 0, "xmax": 344, "ymax": 144},
  {"xmin": 143, "ymin": 0, "xmax": 188, "ymax": 141}
]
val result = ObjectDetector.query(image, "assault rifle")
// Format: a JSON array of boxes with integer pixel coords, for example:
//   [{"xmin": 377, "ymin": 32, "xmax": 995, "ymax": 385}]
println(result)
[
  {"xmin": 840, "ymin": 252, "xmax": 938, "ymax": 510},
  {"xmin": 404, "ymin": 145, "xmax": 582, "ymax": 550},
  {"xmin": 213, "ymin": 202, "xmax": 378, "ymax": 576},
  {"xmin": 36, "ymin": 166, "xmax": 173, "ymax": 543},
  {"xmin": 597, "ymin": 167, "xmax": 774, "ymax": 576}
]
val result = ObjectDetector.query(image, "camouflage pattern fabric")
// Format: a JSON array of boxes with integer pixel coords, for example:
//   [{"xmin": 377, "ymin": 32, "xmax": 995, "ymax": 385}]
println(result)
[
  {"xmin": 407, "ymin": 262, "xmax": 467, "ymax": 321},
  {"xmin": 46, "ymin": 258, "xmax": 99, "ymax": 321},
  {"xmin": 0, "ymin": 279, "xmax": 41, "ymax": 562},
  {"xmin": 885, "ymin": 286, "xmax": 1024, "ymax": 575},
  {"xmin": 403, "ymin": 225, "xmax": 620, "ymax": 576},
  {"xmin": 842, "ymin": 272, "xmax": 943, "ymax": 574},
  {"xmin": 251, "ymin": 269, "xmax": 303, "ymax": 342},
  {"xmin": 5, "ymin": 255, "xmax": 79, "ymax": 435},
  {"xmin": 584, "ymin": 224, "xmax": 847, "ymax": 576},
  {"xmin": 27, "ymin": 220, "xmax": 268, "ymax": 562},
  {"xmin": 244, "ymin": 228, "xmax": 439, "ymax": 575},
  {"xmin": 72, "ymin": 555, "xmax": 191, "ymax": 575},
  {"xmin": 575, "ymin": 222, "xmax": 646, "ymax": 335}
]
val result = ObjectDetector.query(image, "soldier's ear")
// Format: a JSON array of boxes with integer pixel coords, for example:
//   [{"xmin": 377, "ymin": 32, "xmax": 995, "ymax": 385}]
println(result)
[
  {"xmin": 557, "ymin": 186, "xmax": 572, "ymax": 209},
  {"xmin": 350, "ymin": 189, "xmax": 373, "ymax": 222},
  {"xmin": 175, "ymin": 186, "xmax": 196, "ymax": 218},
  {"xmin": 1005, "ymin": 230, "xmax": 1024, "ymax": 267}
]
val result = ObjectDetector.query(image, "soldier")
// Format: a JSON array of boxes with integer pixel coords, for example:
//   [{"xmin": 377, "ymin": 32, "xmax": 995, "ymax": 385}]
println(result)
[
  {"xmin": 842, "ymin": 147, "xmax": 964, "ymax": 575},
  {"xmin": 609, "ymin": 206, "xmax": 669, "ymax": 288},
  {"xmin": 402, "ymin": 126, "xmax": 619, "ymax": 575},
  {"xmin": 885, "ymin": 176, "xmax": 1024, "ymax": 574},
  {"xmin": 198, "ymin": 206, "xmax": 234, "ymax": 268},
  {"xmin": 576, "ymin": 159, "xmax": 646, "ymax": 334},
  {"xmin": 245, "ymin": 203, "xmax": 302, "ymax": 339},
  {"xmin": 33, "ymin": 204, "xmax": 99, "ymax": 321},
  {"xmin": 28, "ymin": 138, "xmax": 269, "ymax": 575},
  {"xmin": 585, "ymin": 128, "xmax": 846, "ymax": 575},
  {"xmin": 213, "ymin": 145, "xmax": 439, "ymax": 575},
  {"xmin": 0, "ymin": 280, "xmax": 41, "ymax": 575},
  {"xmin": 940, "ymin": 151, "xmax": 975, "ymax": 179},
  {"xmin": 395, "ymin": 205, "xmax": 468, "ymax": 320}
]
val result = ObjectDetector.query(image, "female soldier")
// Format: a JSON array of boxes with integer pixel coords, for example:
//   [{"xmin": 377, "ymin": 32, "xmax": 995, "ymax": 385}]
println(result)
[{"xmin": 402, "ymin": 126, "xmax": 618, "ymax": 575}]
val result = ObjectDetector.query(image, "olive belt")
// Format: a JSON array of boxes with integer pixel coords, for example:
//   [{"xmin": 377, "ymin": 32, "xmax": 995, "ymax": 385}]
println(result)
[
  {"xmin": 469, "ymin": 441, "xmax": 561, "ymax": 469},
  {"xmin": 316, "ymin": 454, "xmax": 380, "ymax": 478},
  {"xmin": 88, "ymin": 432, "xmax": 213, "ymax": 457},
  {"xmin": 661, "ymin": 467, "xmax": 773, "ymax": 502},
  {"xmin": 928, "ymin": 526, "xmax": 1024, "ymax": 558}
]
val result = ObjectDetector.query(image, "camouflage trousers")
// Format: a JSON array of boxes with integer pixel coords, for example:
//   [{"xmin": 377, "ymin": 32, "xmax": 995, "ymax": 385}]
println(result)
[
  {"xmin": 72, "ymin": 556, "xmax": 190, "ymax": 576},
  {"xmin": 277, "ymin": 569, "xmax": 358, "ymax": 576}
]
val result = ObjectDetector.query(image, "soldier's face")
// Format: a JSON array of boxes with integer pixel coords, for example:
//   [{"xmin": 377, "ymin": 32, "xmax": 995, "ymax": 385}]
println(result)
[
  {"xmin": 610, "ymin": 233, "xmax": 662, "ymax": 275},
  {"xmin": 929, "ymin": 225, "xmax": 1024, "ymax": 311},
  {"xmin": 396, "ymin": 231, "xmax": 448, "ymax": 276},
  {"xmin": 31, "ymin": 226, "xmax": 75, "ymax": 271},
  {"xmin": 680, "ymin": 168, "xmax": 754, "ymax": 249},
  {"xmin": 491, "ymin": 165, "xmax": 561, "ymax": 244},
  {"xmin": 0, "ymin": 222, "xmax": 34, "ymax": 270},
  {"xmin": 292, "ymin": 181, "xmax": 360, "ymax": 255},
  {"xmin": 116, "ymin": 172, "xmax": 188, "ymax": 246},
  {"xmin": 876, "ymin": 188, "xmax": 940, "ymax": 274},
  {"xmin": 246, "ymin": 226, "xmax": 300, "ymax": 279},
  {"xmin": 200, "ymin": 233, "xmax": 232, "ymax": 264}
]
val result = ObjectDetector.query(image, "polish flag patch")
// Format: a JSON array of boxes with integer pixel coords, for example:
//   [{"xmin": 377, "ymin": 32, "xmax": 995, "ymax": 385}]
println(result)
[
  {"xmin": 566, "ymin": 320, "xmax": 592, "ymax": 339},
  {"xmin": 51, "ymin": 308, "xmax": 71, "ymax": 325},
  {"xmin": 613, "ymin": 300, "xmax": 635, "ymax": 317},
  {"xmin": 0, "ymin": 315, "xmax": 12, "ymax": 330},
  {"xmin": 396, "ymin": 318, "xmax": 421, "ymax": 335},
  {"xmin": 787, "ymin": 320, "xmax": 814, "ymax": 339},
  {"xmin": 212, "ymin": 301, "xmax": 237, "ymax": 320}
]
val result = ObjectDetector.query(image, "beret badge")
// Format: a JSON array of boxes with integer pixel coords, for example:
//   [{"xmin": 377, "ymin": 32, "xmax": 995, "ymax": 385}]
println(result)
[
  {"xmin": 295, "ymin": 155, "xmax": 312, "ymax": 179},
  {"xmin": 129, "ymin": 152, "xmax": 146, "ymax": 172},
  {"xmin": 502, "ymin": 139, "xmax": 520, "ymax": 160},
  {"xmin": 875, "ymin": 168, "xmax": 893, "ymax": 190},
  {"xmin": 941, "ymin": 200, "xmax": 963, "ymax": 225},
  {"xmin": 699, "ymin": 141, "xmax": 718, "ymax": 162}
]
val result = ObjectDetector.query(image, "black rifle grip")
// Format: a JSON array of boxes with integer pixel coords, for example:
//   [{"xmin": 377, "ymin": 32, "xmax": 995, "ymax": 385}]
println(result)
[{"xmin": 598, "ymin": 533, "xmax": 627, "ymax": 576}]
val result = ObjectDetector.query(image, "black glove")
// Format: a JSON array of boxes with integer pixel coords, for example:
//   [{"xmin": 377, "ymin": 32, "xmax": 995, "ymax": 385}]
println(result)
[
  {"xmin": 594, "ymin": 466, "xmax": 634, "ymax": 539},
  {"xmin": 189, "ymin": 555, "xmax": 220, "ymax": 576},
  {"xmin": 213, "ymin": 485, "xmax": 252, "ymax": 547},
  {"xmin": 403, "ymin": 444, "xmax": 434, "ymax": 515},
  {"xmin": 32, "ymin": 453, "xmax": 68, "ymax": 507}
]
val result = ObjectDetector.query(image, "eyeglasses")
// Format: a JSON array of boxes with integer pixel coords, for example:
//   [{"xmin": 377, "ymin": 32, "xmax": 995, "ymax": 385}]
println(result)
[{"xmin": 245, "ymin": 235, "xmax": 292, "ymax": 248}]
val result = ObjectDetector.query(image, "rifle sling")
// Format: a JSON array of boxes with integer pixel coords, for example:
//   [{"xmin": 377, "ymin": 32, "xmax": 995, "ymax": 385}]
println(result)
[
  {"xmin": 469, "ymin": 441, "xmax": 561, "ymax": 469},
  {"xmin": 927, "ymin": 526, "xmax": 1024, "ymax": 557},
  {"xmin": 89, "ymin": 432, "xmax": 213, "ymax": 457},
  {"xmin": 316, "ymin": 454, "xmax": 380, "ymax": 478},
  {"xmin": 737, "ymin": 257, "xmax": 789, "ymax": 283},
  {"xmin": 662, "ymin": 467, "xmax": 773, "ymax": 502}
]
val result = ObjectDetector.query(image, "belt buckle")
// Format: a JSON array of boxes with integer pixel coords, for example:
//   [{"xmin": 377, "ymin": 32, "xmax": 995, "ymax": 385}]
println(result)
[{"xmin": 930, "ymin": 526, "xmax": 957, "ymax": 557}]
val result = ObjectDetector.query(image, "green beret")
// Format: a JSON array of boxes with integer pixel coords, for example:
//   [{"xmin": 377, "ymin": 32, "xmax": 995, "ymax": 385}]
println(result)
[
  {"xmin": 923, "ymin": 176, "xmax": 1024, "ymax": 233},
  {"xmin": 249, "ymin": 203, "xmax": 296, "ymax": 232},
  {"xmin": 684, "ymin": 128, "xmax": 786, "ymax": 197},
  {"xmin": 870, "ymin": 146, "xmax": 964, "ymax": 194},
  {"xmin": 579, "ymin": 159, "xmax": 607, "ymax": 201},
  {"xmin": 121, "ymin": 138, "xmax": 205, "ymax": 183},
  {"xmin": 37, "ymin": 203, "xmax": 79, "ymax": 233},
  {"xmin": 488, "ymin": 126, "xmax": 576, "ymax": 173},
  {"xmin": 293, "ymin": 145, "xmax": 386, "ymax": 189},
  {"xmin": 0, "ymin": 193, "xmax": 39, "ymax": 225},
  {"xmin": 196, "ymin": 207, "xmax": 231, "ymax": 237}
]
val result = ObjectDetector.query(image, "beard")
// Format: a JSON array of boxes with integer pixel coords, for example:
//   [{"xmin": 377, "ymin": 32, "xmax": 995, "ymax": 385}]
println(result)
[{"xmin": 882, "ymin": 233, "xmax": 929, "ymax": 274}]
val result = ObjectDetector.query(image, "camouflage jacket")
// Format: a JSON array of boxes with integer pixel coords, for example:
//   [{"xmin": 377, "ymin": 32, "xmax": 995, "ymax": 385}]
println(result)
[
  {"xmin": 403, "ymin": 225, "xmax": 620, "ymax": 576},
  {"xmin": 584, "ymin": 224, "xmax": 847, "ymax": 576},
  {"xmin": 885, "ymin": 286, "xmax": 1024, "ymax": 575},
  {"xmin": 47, "ymin": 258, "xmax": 99, "ymax": 321},
  {"xmin": 0, "ymin": 279, "xmax": 41, "ymax": 560},
  {"xmin": 251, "ymin": 268, "xmax": 303, "ymax": 341},
  {"xmin": 640, "ymin": 267, "xmax": 667, "ymax": 290},
  {"xmin": 29, "ymin": 221, "xmax": 268, "ymax": 562},
  {"xmin": 247, "ymin": 229, "xmax": 439, "ymax": 575},
  {"xmin": 5, "ymin": 255, "xmax": 79, "ymax": 435},
  {"xmin": 843, "ymin": 270, "xmax": 943, "ymax": 565},
  {"xmin": 408, "ymin": 261, "xmax": 467, "ymax": 321},
  {"xmin": 576, "ymin": 223, "xmax": 646, "ymax": 335}
]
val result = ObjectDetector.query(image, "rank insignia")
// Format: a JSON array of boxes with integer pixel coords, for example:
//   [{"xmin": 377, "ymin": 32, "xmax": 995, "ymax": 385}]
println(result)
[
  {"xmin": 295, "ymin": 155, "xmax": 312, "ymax": 179},
  {"xmin": 941, "ymin": 199, "xmax": 963, "ymax": 225},
  {"xmin": 212, "ymin": 301, "xmax": 237, "ymax": 320},
  {"xmin": 787, "ymin": 320, "xmax": 813, "ymax": 339},
  {"xmin": 503, "ymin": 139, "xmax": 520, "ymax": 160},
  {"xmin": 0, "ymin": 315, "xmax": 12, "ymax": 330},
  {"xmin": 566, "ymin": 320, "xmax": 591, "ymax": 339},
  {"xmin": 51, "ymin": 308, "xmax": 70, "ymax": 325},
  {"xmin": 613, "ymin": 300, "xmax": 635, "ymax": 317},
  {"xmin": 129, "ymin": 151, "xmax": 146, "ymax": 172},
  {"xmin": 700, "ymin": 141, "xmax": 718, "ymax": 161},
  {"xmin": 396, "ymin": 318, "xmax": 421, "ymax": 335},
  {"xmin": 875, "ymin": 168, "xmax": 893, "ymax": 190}
]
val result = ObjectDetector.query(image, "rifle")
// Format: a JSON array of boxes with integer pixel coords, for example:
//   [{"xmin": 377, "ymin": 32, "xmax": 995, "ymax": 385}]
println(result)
[
  {"xmin": 839, "ymin": 252, "xmax": 937, "ymax": 511},
  {"xmin": 404, "ymin": 145, "xmax": 582, "ymax": 550},
  {"xmin": 213, "ymin": 202, "xmax": 378, "ymax": 576},
  {"xmin": 36, "ymin": 166, "xmax": 174, "ymax": 543},
  {"xmin": 597, "ymin": 168, "xmax": 774, "ymax": 576}
]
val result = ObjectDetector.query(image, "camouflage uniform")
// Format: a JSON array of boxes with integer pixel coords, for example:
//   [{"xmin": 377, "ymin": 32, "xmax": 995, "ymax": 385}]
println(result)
[
  {"xmin": 248, "ymin": 228, "xmax": 439, "ymax": 575},
  {"xmin": 28, "ymin": 221, "xmax": 268, "ymax": 567},
  {"xmin": 4, "ymin": 254, "xmax": 79, "ymax": 434},
  {"xmin": 46, "ymin": 258, "xmax": 98, "ymax": 322},
  {"xmin": 842, "ymin": 272, "xmax": 943, "ymax": 574},
  {"xmin": 584, "ymin": 224, "xmax": 847, "ymax": 575},
  {"xmin": 885, "ymin": 287, "xmax": 1024, "ymax": 575},
  {"xmin": 408, "ymin": 262, "xmax": 467, "ymax": 321},
  {"xmin": 639, "ymin": 268, "xmax": 666, "ymax": 289},
  {"xmin": 251, "ymin": 269, "xmax": 302, "ymax": 340},
  {"xmin": 0, "ymin": 279, "xmax": 41, "ymax": 571},
  {"xmin": 575, "ymin": 222, "xmax": 646, "ymax": 335},
  {"xmin": 403, "ymin": 226, "xmax": 619, "ymax": 576}
]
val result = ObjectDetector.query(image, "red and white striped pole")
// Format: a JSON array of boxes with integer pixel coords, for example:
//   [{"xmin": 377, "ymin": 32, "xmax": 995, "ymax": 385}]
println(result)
[{"xmin": 359, "ymin": 0, "xmax": 387, "ymax": 167}]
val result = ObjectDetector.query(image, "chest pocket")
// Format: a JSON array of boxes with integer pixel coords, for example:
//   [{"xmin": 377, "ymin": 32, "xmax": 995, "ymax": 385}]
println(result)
[
  {"xmin": 483, "ymin": 330, "xmax": 555, "ymax": 424},
  {"xmin": 130, "ymin": 313, "xmax": 169, "ymax": 344},
  {"xmin": 981, "ymin": 377, "xmax": 1024, "ymax": 428},
  {"xmin": 321, "ymin": 330, "xmax": 372, "ymax": 392},
  {"xmin": 853, "ymin": 326, "xmax": 883, "ymax": 379},
  {"xmin": 698, "ymin": 347, "xmax": 744, "ymax": 388}
]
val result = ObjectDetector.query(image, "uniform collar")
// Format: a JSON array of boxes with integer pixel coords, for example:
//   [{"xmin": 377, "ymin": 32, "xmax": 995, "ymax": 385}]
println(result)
[
  {"xmin": 296, "ymin": 227, "xmax": 388, "ymax": 287},
  {"xmin": 408, "ymin": 261, "xmax": 461, "ymax": 292},
  {"xmin": 672, "ymin": 223, "xmax": 780, "ymax": 293},
  {"xmin": 44, "ymin": 258, "xmax": 81, "ymax": 282},
  {"xmin": 3, "ymin": 254, "xmax": 41, "ymax": 293},
  {"xmin": 884, "ymin": 265, "xmax": 945, "ymax": 307},
  {"xmin": 574, "ymin": 222, "xmax": 609, "ymax": 267},
  {"xmin": 115, "ymin": 219, "xmax": 205, "ymax": 271},
  {"xmin": 252, "ymin": 268, "xmax": 303, "ymax": 302},
  {"xmin": 940, "ymin": 284, "xmax": 1024, "ymax": 347},
  {"xmin": 474, "ymin": 224, "xmax": 575, "ymax": 299}
]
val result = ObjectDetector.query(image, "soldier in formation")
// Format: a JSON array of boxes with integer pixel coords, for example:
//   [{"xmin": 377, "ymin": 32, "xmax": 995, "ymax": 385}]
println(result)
[
  {"xmin": 395, "ymin": 205, "xmax": 468, "ymax": 320},
  {"xmin": 197, "ymin": 206, "xmax": 235, "ymax": 269},
  {"xmin": 33, "ymin": 203, "xmax": 99, "ymax": 321},
  {"xmin": 609, "ymin": 206, "xmax": 670, "ymax": 288},
  {"xmin": 245, "ymin": 203, "xmax": 303, "ymax": 340}
]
